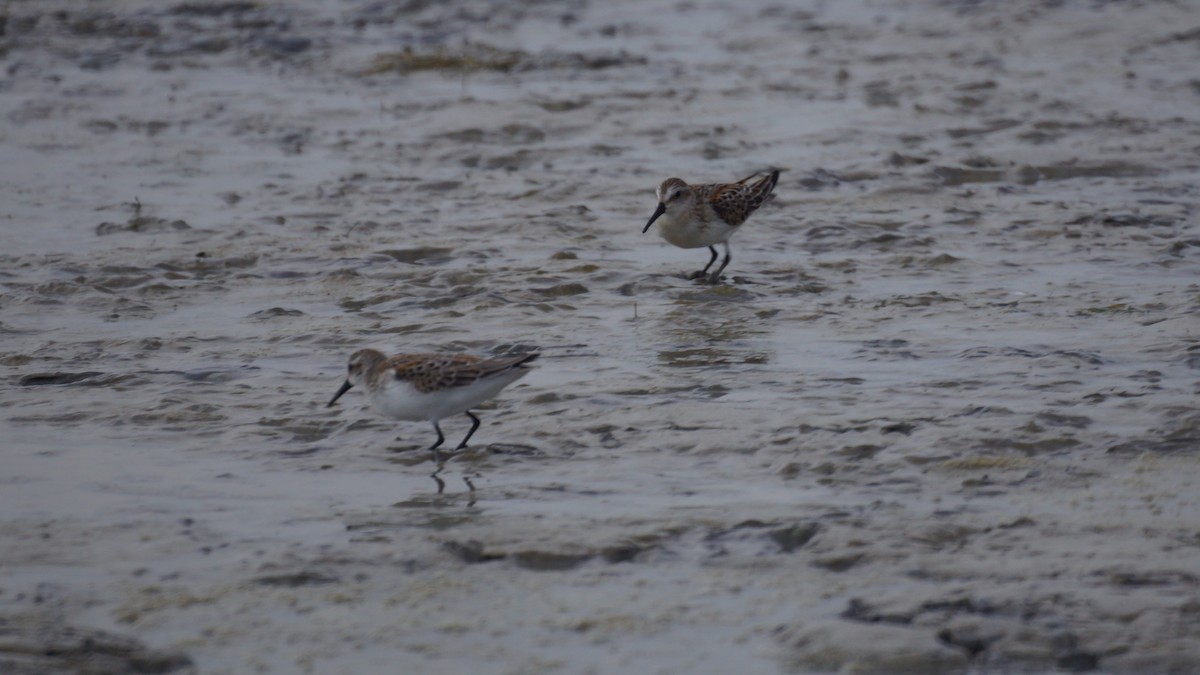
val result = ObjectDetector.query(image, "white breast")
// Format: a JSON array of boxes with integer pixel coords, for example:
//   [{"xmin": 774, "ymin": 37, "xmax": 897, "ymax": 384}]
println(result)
[{"xmin": 655, "ymin": 207, "xmax": 736, "ymax": 248}]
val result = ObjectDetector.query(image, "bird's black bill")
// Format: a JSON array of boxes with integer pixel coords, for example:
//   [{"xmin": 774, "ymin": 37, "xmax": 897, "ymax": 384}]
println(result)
[
  {"xmin": 327, "ymin": 380, "xmax": 353, "ymax": 407},
  {"xmin": 643, "ymin": 202, "xmax": 667, "ymax": 233}
]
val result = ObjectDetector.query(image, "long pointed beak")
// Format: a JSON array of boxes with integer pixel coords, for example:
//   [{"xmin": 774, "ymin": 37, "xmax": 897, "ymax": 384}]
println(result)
[
  {"xmin": 327, "ymin": 380, "xmax": 353, "ymax": 407},
  {"xmin": 643, "ymin": 202, "xmax": 666, "ymax": 233}
]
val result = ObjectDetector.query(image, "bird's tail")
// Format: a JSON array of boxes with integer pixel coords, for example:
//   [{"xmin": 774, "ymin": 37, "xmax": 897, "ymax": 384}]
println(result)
[{"xmin": 741, "ymin": 169, "xmax": 781, "ymax": 211}]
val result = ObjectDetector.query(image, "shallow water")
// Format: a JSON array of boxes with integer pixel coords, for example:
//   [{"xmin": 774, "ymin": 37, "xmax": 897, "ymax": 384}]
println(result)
[{"xmin": 2, "ymin": 0, "xmax": 1199, "ymax": 673}]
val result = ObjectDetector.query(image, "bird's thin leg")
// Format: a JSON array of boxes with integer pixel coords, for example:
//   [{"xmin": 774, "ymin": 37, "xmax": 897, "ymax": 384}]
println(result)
[
  {"xmin": 456, "ymin": 411, "xmax": 482, "ymax": 450},
  {"xmin": 429, "ymin": 420, "xmax": 446, "ymax": 465},
  {"xmin": 689, "ymin": 246, "xmax": 719, "ymax": 280},
  {"xmin": 709, "ymin": 243, "xmax": 732, "ymax": 284},
  {"xmin": 430, "ymin": 469, "xmax": 446, "ymax": 494}
]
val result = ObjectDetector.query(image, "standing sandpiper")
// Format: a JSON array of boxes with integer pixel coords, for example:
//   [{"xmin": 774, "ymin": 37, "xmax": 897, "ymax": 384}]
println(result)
[
  {"xmin": 642, "ymin": 170, "xmax": 780, "ymax": 284},
  {"xmin": 327, "ymin": 348, "xmax": 538, "ymax": 465}
]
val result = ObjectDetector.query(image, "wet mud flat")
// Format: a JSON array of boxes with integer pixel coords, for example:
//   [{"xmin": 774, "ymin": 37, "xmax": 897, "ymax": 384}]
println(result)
[{"xmin": 1, "ymin": 0, "xmax": 1198, "ymax": 673}]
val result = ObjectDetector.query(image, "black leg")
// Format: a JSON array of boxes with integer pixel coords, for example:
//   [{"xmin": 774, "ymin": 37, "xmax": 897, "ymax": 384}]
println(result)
[
  {"xmin": 709, "ymin": 243, "xmax": 732, "ymax": 284},
  {"xmin": 429, "ymin": 420, "xmax": 446, "ymax": 464},
  {"xmin": 456, "ymin": 411, "xmax": 482, "ymax": 450},
  {"xmin": 702, "ymin": 245, "xmax": 719, "ymax": 274},
  {"xmin": 689, "ymin": 246, "xmax": 719, "ymax": 280}
]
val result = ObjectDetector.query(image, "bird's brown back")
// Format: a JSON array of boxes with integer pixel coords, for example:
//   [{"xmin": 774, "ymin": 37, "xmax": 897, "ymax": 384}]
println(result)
[
  {"xmin": 698, "ymin": 170, "xmax": 780, "ymax": 227},
  {"xmin": 382, "ymin": 352, "xmax": 538, "ymax": 393}
]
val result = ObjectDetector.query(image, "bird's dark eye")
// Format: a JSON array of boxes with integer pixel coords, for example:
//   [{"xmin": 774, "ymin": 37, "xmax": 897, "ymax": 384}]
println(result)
[{"xmin": 347, "ymin": 363, "xmax": 354, "ymax": 373}]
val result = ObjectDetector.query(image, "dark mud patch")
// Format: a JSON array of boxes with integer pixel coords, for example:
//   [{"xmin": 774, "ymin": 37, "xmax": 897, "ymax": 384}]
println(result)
[{"xmin": 0, "ymin": 615, "xmax": 192, "ymax": 674}]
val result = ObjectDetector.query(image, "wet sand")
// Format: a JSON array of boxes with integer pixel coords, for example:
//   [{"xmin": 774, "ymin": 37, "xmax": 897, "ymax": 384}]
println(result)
[{"xmin": 2, "ymin": 0, "xmax": 1199, "ymax": 673}]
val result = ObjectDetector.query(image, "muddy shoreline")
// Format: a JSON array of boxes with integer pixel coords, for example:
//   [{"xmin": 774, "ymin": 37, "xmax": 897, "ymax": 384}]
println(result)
[{"xmin": 2, "ymin": 1, "xmax": 1198, "ymax": 673}]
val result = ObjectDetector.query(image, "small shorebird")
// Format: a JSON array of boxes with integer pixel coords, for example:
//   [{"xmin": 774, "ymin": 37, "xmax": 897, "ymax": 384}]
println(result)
[
  {"xmin": 642, "ymin": 169, "xmax": 780, "ymax": 284},
  {"xmin": 327, "ymin": 348, "xmax": 538, "ymax": 464}
]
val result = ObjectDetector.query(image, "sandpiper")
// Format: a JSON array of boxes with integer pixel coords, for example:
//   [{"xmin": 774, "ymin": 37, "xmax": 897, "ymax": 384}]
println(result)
[
  {"xmin": 642, "ymin": 170, "xmax": 780, "ymax": 283},
  {"xmin": 327, "ymin": 348, "xmax": 538, "ymax": 464}
]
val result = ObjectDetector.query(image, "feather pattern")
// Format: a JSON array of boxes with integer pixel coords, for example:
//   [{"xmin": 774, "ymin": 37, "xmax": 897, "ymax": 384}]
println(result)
[
  {"xmin": 378, "ymin": 353, "xmax": 538, "ymax": 394},
  {"xmin": 698, "ymin": 170, "xmax": 780, "ymax": 227}
]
